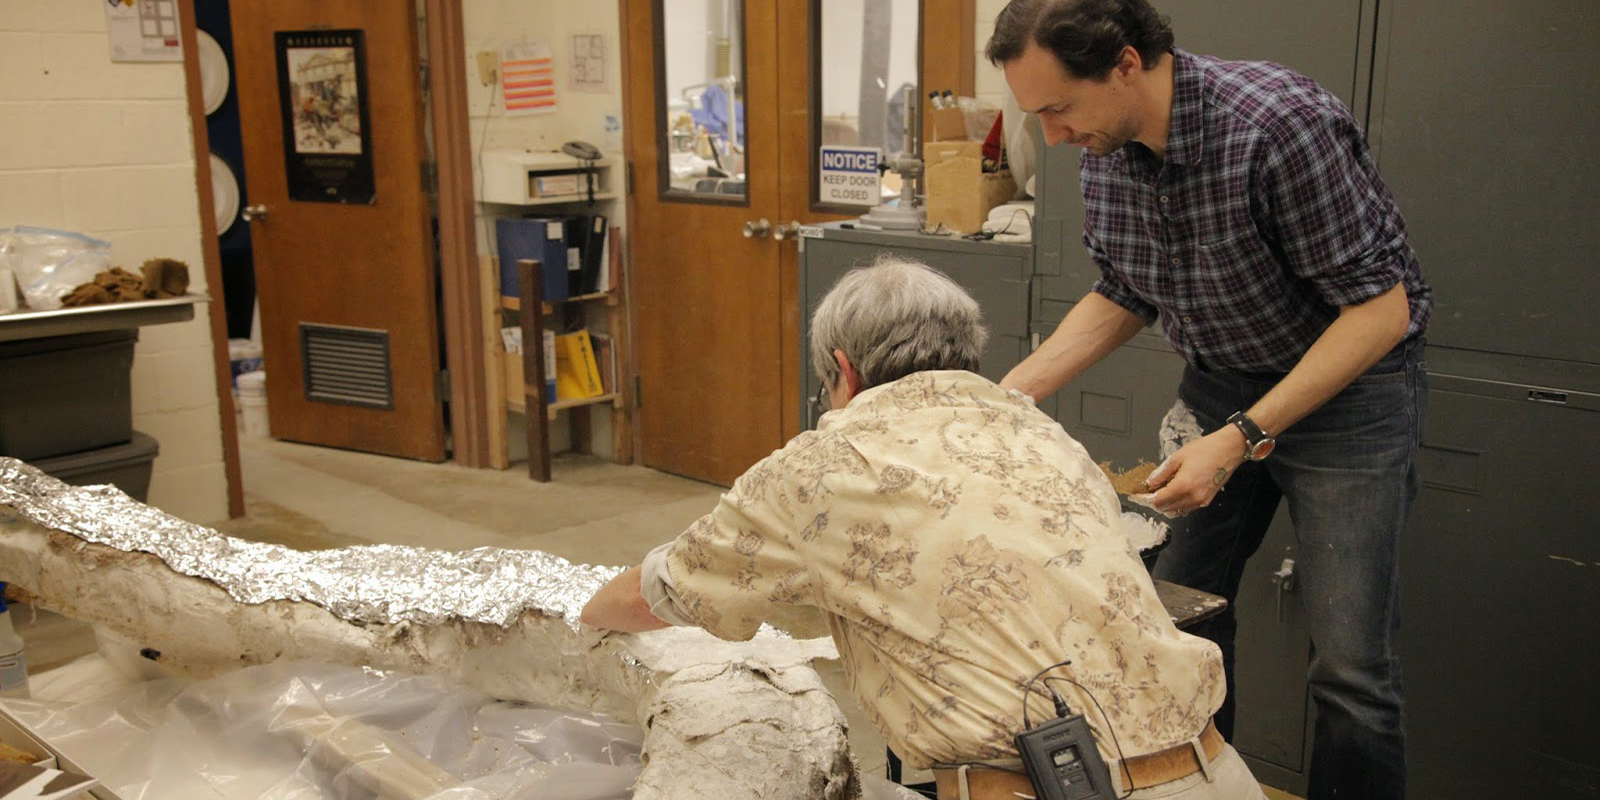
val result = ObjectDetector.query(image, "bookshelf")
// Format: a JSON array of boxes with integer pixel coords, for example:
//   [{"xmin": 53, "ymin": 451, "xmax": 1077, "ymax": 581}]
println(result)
[
  {"xmin": 482, "ymin": 249, "xmax": 632, "ymax": 481},
  {"xmin": 479, "ymin": 150, "xmax": 630, "ymax": 479},
  {"xmin": 496, "ymin": 259, "xmax": 627, "ymax": 480}
]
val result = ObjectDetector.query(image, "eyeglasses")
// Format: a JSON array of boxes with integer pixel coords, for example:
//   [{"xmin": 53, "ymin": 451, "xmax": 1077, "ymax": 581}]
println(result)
[{"xmin": 811, "ymin": 383, "xmax": 830, "ymax": 415}]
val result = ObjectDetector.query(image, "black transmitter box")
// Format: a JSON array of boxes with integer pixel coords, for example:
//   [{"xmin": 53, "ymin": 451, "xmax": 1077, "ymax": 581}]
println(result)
[{"xmin": 1014, "ymin": 714, "xmax": 1117, "ymax": 800}]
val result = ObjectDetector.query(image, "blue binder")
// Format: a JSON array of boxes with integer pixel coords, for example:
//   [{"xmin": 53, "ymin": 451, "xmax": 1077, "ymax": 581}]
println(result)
[{"xmin": 495, "ymin": 217, "xmax": 569, "ymax": 301}]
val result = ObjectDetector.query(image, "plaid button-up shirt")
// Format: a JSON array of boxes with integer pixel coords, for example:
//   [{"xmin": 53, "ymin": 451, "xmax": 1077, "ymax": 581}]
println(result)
[{"xmin": 1083, "ymin": 50, "xmax": 1431, "ymax": 373}]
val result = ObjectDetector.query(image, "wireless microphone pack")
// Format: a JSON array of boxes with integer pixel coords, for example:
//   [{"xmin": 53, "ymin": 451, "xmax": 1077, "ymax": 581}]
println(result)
[{"xmin": 1015, "ymin": 713, "xmax": 1117, "ymax": 800}]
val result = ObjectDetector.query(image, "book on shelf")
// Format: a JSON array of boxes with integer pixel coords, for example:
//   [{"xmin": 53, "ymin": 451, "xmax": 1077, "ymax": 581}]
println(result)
[
  {"xmin": 563, "ymin": 217, "xmax": 586, "ymax": 296},
  {"xmin": 596, "ymin": 225, "xmax": 619, "ymax": 294},
  {"xmin": 499, "ymin": 326, "xmax": 557, "ymax": 404},
  {"xmin": 589, "ymin": 332, "xmax": 617, "ymax": 394},
  {"xmin": 543, "ymin": 329, "xmax": 558, "ymax": 403},
  {"xmin": 495, "ymin": 216, "xmax": 569, "ymax": 301},
  {"xmin": 553, "ymin": 329, "xmax": 605, "ymax": 401}
]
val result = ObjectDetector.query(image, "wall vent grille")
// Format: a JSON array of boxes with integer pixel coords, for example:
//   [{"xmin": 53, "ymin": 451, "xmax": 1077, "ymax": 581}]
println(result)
[{"xmin": 298, "ymin": 323, "xmax": 394, "ymax": 409}]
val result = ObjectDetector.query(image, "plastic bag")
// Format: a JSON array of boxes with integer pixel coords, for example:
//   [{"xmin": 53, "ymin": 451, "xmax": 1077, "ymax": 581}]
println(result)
[
  {"xmin": 0, "ymin": 226, "xmax": 112, "ymax": 312},
  {"xmin": 5, "ymin": 658, "xmax": 644, "ymax": 800}
]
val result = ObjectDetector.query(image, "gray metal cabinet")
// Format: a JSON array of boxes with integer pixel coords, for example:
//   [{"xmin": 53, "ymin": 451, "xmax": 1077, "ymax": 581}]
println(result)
[
  {"xmin": 798, "ymin": 225, "xmax": 1031, "ymax": 430},
  {"xmin": 1401, "ymin": 371, "xmax": 1600, "ymax": 798}
]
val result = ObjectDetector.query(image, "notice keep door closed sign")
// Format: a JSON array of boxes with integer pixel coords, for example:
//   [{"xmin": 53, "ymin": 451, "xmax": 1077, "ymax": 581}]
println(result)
[{"xmin": 818, "ymin": 146, "xmax": 881, "ymax": 206}]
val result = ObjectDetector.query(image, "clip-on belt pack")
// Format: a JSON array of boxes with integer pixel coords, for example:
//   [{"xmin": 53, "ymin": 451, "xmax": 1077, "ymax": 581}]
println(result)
[{"xmin": 1015, "ymin": 661, "xmax": 1118, "ymax": 800}]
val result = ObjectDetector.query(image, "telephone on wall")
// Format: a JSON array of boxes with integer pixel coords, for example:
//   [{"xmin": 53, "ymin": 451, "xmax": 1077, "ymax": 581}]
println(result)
[
  {"xmin": 562, "ymin": 140, "xmax": 601, "ymax": 161},
  {"xmin": 560, "ymin": 141, "xmax": 603, "ymax": 203}
]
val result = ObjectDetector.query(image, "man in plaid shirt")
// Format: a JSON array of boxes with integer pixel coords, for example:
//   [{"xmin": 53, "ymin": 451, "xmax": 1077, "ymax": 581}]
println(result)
[{"xmin": 988, "ymin": 1, "xmax": 1431, "ymax": 798}]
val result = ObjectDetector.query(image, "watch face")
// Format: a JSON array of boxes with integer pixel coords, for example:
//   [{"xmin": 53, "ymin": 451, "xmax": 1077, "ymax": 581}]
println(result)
[{"xmin": 1250, "ymin": 438, "xmax": 1275, "ymax": 460}]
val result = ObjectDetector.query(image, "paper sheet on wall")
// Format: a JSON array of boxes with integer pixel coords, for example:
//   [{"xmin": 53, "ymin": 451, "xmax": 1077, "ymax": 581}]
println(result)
[
  {"xmin": 501, "ymin": 42, "xmax": 557, "ymax": 116},
  {"xmin": 104, "ymin": 0, "xmax": 182, "ymax": 62},
  {"xmin": 569, "ymin": 33, "xmax": 609, "ymax": 93}
]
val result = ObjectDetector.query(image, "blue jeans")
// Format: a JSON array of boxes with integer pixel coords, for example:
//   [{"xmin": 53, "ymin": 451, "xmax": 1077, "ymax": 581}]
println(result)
[{"xmin": 1151, "ymin": 337, "xmax": 1426, "ymax": 800}]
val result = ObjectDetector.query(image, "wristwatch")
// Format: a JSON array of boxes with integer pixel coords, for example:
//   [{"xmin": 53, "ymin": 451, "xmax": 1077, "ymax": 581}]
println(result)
[{"xmin": 1227, "ymin": 411, "xmax": 1275, "ymax": 461}]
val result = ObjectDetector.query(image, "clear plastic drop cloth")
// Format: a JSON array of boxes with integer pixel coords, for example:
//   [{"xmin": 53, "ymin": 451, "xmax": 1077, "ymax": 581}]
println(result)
[{"xmin": 2, "ymin": 658, "xmax": 643, "ymax": 800}]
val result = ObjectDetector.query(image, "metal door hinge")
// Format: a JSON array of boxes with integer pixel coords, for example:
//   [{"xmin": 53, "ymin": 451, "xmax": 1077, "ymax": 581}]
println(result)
[
  {"xmin": 626, "ymin": 162, "xmax": 635, "ymax": 194},
  {"xmin": 436, "ymin": 369, "xmax": 451, "ymax": 398},
  {"xmin": 421, "ymin": 160, "xmax": 438, "ymax": 194},
  {"xmin": 633, "ymin": 374, "xmax": 642, "ymax": 407}
]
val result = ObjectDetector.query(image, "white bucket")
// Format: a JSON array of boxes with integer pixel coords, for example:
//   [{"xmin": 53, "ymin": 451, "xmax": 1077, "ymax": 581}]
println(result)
[
  {"xmin": 228, "ymin": 338, "xmax": 264, "ymax": 387},
  {"xmin": 236, "ymin": 370, "xmax": 269, "ymax": 438}
]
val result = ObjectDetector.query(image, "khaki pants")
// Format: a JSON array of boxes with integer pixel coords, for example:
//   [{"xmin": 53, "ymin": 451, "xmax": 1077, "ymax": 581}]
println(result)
[{"xmin": 1119, "ymin": 743, "xmax": 1268, "ymax": 800}]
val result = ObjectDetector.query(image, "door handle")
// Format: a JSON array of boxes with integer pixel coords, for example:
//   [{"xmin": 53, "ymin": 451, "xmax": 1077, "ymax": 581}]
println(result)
[
  {"xmin": 241, "ymin": 204, "xmax": 270, "ymax": 222},
  {"xmin": 742, "ymin": 218, "xmax": 771, "ymax": 239},
  {"xmin": 1271, "ymin": 558, "xmax": 1296, "ymax": 620},
  {"xmin": 772, "ymin": 220, "xmax": 801, "ymax": 241}
]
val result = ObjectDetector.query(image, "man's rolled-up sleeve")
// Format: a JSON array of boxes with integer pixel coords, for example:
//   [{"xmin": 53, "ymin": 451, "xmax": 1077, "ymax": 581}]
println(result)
[
  {"xmin": 1261, "ymin": 103, "xmax": 1411, "ymax": 308},
  {"xmin": 1085, "ymin": 225, "xmax": 1159, "ymax": 323},
  {"xmin": 638, "ymin": 541, "xmax": 696, "ymax": 627}
]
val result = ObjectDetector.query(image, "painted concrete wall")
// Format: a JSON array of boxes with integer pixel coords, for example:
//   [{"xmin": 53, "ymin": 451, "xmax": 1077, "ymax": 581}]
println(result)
[{"xmin": 0, "ymin": 3, "xmax": 229, "ymax": 524}]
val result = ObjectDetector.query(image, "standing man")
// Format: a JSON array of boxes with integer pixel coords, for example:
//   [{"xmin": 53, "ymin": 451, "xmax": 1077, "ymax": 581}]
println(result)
[{"xmin": 986, "ymin": 2, "xmax": 1430, "ymax": 799}]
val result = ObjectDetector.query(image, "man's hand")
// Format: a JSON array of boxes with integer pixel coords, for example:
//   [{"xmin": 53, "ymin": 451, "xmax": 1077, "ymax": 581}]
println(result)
[{"xmin": 1145, "ymin": 426, "xmax": 1248, "ymax": 516}]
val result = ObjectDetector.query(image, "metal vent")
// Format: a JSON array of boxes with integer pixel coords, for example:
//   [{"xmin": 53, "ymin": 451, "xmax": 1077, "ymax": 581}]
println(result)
[{"xmin": 298, "ymin": 323, "xmax": 394, "ymax": 409}]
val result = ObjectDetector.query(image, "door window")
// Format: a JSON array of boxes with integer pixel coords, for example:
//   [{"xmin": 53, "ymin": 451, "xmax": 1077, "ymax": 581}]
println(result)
[
  {"xmin": 813, "ymin": 0, "xmax": 921, "ymax": 208},
  {"xmin": 657, "ymin": 0, "xmax": 748, "ymax": 201}
]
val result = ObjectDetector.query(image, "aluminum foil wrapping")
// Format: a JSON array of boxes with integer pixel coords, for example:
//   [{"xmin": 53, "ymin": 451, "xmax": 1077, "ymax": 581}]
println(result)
[{"xmin": 0, "ymin": 459, "xmax": 622, "ymax": 629}]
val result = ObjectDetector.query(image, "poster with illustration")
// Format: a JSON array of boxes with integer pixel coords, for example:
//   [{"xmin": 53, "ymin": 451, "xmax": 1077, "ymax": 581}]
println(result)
[{"xmin": 275, "ymin": 30, "xmax": 375, "ymax": 203}]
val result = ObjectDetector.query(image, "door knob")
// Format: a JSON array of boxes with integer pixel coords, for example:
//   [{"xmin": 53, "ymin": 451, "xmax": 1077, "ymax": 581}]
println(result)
[
  {"xmin": 742, "ymin": 218, "xmax": 771, "ymax": 238},
  {"xmin": 773, "ymin": 220, "xmax": 802, "ymax": 241},
  {"xmin": 241, "ymin": 204, "xmax": 270, "ymax": 222}
]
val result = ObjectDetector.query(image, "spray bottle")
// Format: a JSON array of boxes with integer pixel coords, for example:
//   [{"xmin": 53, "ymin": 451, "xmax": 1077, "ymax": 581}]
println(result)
[{"xmin": 0, "ymin": 582, "xmax": 30, "ymax": 699}]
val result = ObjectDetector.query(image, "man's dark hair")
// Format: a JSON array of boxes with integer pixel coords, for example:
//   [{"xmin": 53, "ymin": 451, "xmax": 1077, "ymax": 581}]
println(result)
[{"xmin": 985, "ymin": 0, "xmax": 1174, "ymax": 79}]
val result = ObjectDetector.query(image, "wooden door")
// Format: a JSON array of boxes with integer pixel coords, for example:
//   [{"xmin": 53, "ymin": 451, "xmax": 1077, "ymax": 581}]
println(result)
[
  {"xmin": 624, "ymin": 0, "xmax": 786, "ymax": 486},
  {"xmin": 625, "ymin": 0, "xmax": 968, "ymax": 485},
  {"xmin": 231, "ymin": 0, "xmax": 446, "ymax": 461}
]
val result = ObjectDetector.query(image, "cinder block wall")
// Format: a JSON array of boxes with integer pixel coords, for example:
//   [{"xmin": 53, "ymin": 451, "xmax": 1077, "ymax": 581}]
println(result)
[
  {"xmin": 974, "ymin": 0, "xmax": 1009, "ymax": 109},
  {"xmin": 0, "ymin": 3, "xmax": 228, "ymax": 523}
]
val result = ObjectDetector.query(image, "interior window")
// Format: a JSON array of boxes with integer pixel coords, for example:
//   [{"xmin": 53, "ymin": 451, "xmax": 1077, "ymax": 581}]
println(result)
[
  {"xmin": 659, "ymin": 0, "xmax": 747, "ymax": 201},
  {"xmin": 815, "ymin": 0, "xmax": 922, "ymax": 205}
]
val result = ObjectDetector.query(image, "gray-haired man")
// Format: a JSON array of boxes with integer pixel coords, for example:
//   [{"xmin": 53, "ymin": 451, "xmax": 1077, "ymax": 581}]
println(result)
[{"xmin": 583, "ymin": 258, "xmax": 1263, "ymax": 799}]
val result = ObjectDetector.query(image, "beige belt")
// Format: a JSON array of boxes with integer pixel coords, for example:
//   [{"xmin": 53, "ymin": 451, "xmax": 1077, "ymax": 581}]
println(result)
[{"xmin": 932, "ymin": 719, "xmax": 1225, "ymax": 800}]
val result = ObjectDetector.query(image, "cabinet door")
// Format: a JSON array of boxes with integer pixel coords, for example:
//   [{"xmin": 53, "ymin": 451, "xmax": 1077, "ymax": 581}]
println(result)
[
  {"xmin": 1401, "ymin": 376, "xmax": 1600, "ymax": 799},
  {"xmin": 1370, "ymin": 0, "xmax": 1599, "ymax": 364},
  {"xmin": 1230, "ymin": 511, "xmax": 1313, "ymax": 794}
]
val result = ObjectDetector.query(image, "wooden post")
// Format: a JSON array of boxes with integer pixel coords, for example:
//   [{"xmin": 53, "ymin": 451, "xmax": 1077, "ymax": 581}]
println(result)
[{"xmin": 518, "ymin": 260, "xmax": 551, "ymax": 482}]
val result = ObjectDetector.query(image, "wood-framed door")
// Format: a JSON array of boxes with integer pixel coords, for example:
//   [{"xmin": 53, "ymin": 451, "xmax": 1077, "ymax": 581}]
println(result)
[
  {"xmin": 230, "ymin": 0, "xmax": 447, "ymax": 461},
  {"xmin": 623, "ymin": 0, "xmax": 973, "ymax": 486}
]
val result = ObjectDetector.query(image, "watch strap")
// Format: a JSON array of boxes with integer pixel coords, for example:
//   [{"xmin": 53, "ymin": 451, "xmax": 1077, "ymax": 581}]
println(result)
[{"xmin": 1227, "ymin": 411, "xmax": 1272, "ymax": 459}]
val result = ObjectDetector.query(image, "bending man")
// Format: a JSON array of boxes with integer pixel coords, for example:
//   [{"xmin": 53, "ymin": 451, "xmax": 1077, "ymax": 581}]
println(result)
[{"xmin": 582, "ymin": 258, "xmax": 1264, "ymax": 800}]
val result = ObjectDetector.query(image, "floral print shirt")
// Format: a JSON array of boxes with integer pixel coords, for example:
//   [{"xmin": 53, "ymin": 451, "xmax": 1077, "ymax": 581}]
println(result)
[{"xmin": 646, "ymin": 370, "xmax": 1223, "ymax": 768}]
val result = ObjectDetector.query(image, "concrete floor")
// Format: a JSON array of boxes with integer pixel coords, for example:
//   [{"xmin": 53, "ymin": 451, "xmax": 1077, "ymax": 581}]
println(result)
[{"xmin": 14, "ymin": 437, "xmax": 1303, "ymax": 797}]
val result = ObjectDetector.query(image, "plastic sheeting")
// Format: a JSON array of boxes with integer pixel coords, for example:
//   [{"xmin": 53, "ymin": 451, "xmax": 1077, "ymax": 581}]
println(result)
[{"xmin": 2, "ymin": 659, "xmax": 642, "ymax": 800}]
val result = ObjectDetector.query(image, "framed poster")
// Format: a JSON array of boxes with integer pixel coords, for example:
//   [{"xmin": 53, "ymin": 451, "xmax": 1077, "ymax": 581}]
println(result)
[{"xmin": 275, "ymin": 30, "xmax": 375, "ymax": 204}]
